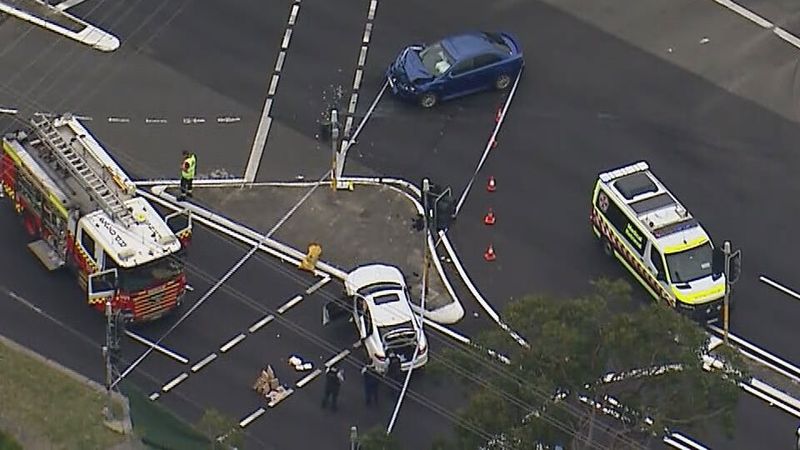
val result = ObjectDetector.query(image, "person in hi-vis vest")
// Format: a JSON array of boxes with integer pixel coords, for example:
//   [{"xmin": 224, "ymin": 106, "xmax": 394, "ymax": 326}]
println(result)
[{"xmin": 178, "ymin": 150, "xmax": 196, "ymax": 201}]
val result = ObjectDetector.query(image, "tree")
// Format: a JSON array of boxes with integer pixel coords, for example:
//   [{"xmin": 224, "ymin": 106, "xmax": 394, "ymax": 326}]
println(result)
[
  {"xmin": 439, "ymin": 278, "xmax": 747, "ymax": 449},
  {"xmin": 357, "ymin": 426, "xmax": 403, "ymax": 450},
  {"xmin": 196, "ymin": 408, "xmax": 244, "ymax": 450}
]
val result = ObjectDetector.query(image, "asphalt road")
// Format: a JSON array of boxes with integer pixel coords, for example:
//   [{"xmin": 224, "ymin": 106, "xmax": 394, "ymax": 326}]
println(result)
[
  {"xmin": 2, "ymin": 0, "xmax": 800, "ymax": 448},
  {"xmin": 340, "ymin": 0, "xmax": 800, "ymax": 447}
]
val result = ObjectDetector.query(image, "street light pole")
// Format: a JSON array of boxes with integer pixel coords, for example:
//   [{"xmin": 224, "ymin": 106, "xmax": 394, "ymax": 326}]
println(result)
[
  {"xmin": 421, "ymin": 179, "xmax": 431, "ymax": 307},
  {"xmin": 349, "ymin": 425, "xmax": 358, "ymax": 450},
  {"xmin": 330, "ymin": 108, "xmax": 339, "ymax": 190}
]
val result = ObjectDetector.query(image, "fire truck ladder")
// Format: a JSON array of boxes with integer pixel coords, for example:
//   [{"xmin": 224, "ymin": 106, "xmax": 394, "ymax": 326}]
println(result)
[{"xmin": 30, "ymin": 116, "xmax": 135, "ymax": 228}]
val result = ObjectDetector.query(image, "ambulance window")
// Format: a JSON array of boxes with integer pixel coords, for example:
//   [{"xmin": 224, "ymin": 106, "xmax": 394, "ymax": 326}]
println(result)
[
  {"xmin": 81, "ymin": 231, "xmax": 95, "ymax": 259},
  {"xmin": 651, "ymin": 248, "xmax": 665, "ymax": 279}
]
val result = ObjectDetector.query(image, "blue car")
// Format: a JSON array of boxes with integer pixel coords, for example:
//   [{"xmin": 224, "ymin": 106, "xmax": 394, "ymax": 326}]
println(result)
[{"xmin": 386, "ymin": 31, "xmax": 524, "ymax": 108}]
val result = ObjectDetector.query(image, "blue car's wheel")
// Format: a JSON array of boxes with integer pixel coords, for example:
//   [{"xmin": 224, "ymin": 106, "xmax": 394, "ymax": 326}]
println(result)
[
  {"xmin": 419, "ymin": 92, "xmax": 437, "ymax": 108},
  {"xmin": 495, "ymin": 74, "xmax": 512, "ymax": 90}
]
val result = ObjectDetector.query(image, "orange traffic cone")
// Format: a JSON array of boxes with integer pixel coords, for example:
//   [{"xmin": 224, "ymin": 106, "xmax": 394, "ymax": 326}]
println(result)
[
  {"xmin": 484, "ymin": 208, "xmax": 496, "ymax": 225},
  {"xmin": 487, "ymin": 176, "xmax": 496, "ymax": 192},
  {"xmin": 495, "ymin": 107, "xmax": 503, "ymax": 123},
  {"xmin": 484, "ymin": 244, "xmax": 496, "ymax": 262}
]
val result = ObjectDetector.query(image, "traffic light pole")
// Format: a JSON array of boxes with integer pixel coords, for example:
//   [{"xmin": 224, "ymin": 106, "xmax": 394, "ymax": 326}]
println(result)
[
  {"xmin": 421, "ymin": 179, "xmax": 431, "ymax": 306},
  {"xmin": 330, "ymin": 108, "xmax": 340, "ymax": 190},
  {"xmin": 723, "ymin": 240, "xmax": 731, "ymax": 345}
]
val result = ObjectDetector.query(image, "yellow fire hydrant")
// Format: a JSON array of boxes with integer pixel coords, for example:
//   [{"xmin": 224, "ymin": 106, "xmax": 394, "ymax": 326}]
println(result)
[{"xmin": 299, "ymin": 243, "xmax": 322, "ymax": 272}]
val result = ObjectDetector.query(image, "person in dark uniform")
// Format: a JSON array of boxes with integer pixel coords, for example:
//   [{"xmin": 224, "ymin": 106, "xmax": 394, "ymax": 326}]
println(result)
[
  {"xmin": 321, "ymin": 365, "xmax": 344, "ymax": 411},
  {"xmin": 361, "ymin": 363, "xmax": 381, "ymax": 407},
  {"xmin": 385, "ymin": 354, "xmax": 402, "ymax": 399}
]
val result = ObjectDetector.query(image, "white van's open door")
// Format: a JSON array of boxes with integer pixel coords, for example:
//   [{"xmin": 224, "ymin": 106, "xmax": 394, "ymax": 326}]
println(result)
[{"xmin": 88, "ymin": 268, "xmax": 118, "ymax": 303}]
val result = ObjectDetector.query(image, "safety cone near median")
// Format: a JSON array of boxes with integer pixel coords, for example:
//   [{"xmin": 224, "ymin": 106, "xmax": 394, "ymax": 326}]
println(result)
[
  {"xmin": 487, "ymin": 176, "xmax": 496, "ymax": 192},
  {"xmin": 484, "ymin": 208, "xmax": 496, "ymax": 225},
  {"xmin": 484, "ymin": 244, "xmax": 496, "ymax": 262}
]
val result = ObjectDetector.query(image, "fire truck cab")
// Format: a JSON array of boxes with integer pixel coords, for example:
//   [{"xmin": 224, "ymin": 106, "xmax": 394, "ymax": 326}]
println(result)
[{"xmin": 0, "ymin": 114, "xmax": 191, "ymax": 322}]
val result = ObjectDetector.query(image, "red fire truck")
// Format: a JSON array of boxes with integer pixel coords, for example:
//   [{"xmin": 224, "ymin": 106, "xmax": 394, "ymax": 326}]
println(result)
[{"xmin": 0, "ymin": 114, "xmax": 192, "ymax": 322}]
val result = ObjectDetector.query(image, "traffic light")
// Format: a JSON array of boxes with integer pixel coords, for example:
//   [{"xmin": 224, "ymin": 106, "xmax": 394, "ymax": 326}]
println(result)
[
  {"xmin": 434, "ymin": 193, "xmax": 456, "ymax": 231},
  {"xmin": 420, "ymin": 180, "xmax": 456, "ymax": 232}
]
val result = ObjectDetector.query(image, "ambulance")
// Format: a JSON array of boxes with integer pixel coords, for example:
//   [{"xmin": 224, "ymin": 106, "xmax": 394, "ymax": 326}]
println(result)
[
  {"xmin": 0, "ymin": 114, "xmax": 192, "ymax": 322},
  {"xmin": 589, "ymin": 161, "xmax": 726, "ymax": 321}
]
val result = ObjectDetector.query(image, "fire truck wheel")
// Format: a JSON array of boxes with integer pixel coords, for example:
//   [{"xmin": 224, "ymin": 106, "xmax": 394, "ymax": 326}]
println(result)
[
  {"xmin": 23, "ymin": 212, "xmax": 38, "ymax": 237},
  {"xmin": 602, "ymin": 238, "xmax": 614, "ymax": 258}
]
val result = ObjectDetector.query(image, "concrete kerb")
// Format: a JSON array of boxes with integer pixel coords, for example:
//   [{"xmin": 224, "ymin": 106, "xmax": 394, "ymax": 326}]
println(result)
[
  {"xmin": 138, "ymin": 178, "xmax": 465, "ymax": 324},
  {"xmin": 0, "ymin": 333, "xmax": 134, "ymax": 436}
]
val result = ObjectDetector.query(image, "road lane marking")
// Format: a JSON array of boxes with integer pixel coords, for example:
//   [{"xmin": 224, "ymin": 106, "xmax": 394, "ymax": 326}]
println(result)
[
  {"xmin": 305, "ymin": 276, "xmax": 331, "ymax": 294},
  {"xmin": 268, "ymin": 74, "xmax": 280, "ymax": 96},
  {"xmin": 710, "ymin": 0, "xmax": 800, "ymax": 49},
  {"xmin": 277, "ymin": 295, "xmax": 303, "ymax": 314},
  {"xmin": 107, "ymin": 117, "xmax": 130, "ymax": 123},
  {"xmin": 239, "ymin": 407, "xmax": 266, "ymax": 428},
  {"xmin": 191, "ymin": 353, "xmax": 218, "ymax": 373},
  {"xmin": 0, "ymin": 107, "xmax": 18, "ymax": 114},
  {"xmin": 324, "ymin": 349, "xmax": 350, "ymax": 368},
  {"xmin": 220, "ymin": 333, "xmax": 247, "ymax": 353},
  {"xmin": 296, "ymin": 368, "xmax": 322, "ymax": 388},
  {"xmin": 281, "ymin": 29, "xmax": 292, "ymax": 49},
  {"xmin": 362, "ymin": 22, "xmax": 372, "ymax": 44},
  {"xmin": 162, "ymin": 372, "xmax": 189, "ymax": 392},
  {"xmin": 288, "ymin": 3, "xmax": 299, "ymax": 25},
  {"xmin": 55, "ymin": 0, "xmax": 89, "ymax": 11},
  {"xmin": 125, "ymin": 330, "xmax": 189, "ymax": 364},
  {"xmin": 358, "ymin": 45, "xmax": 368, "ymax": 66},
  {"xmin": 268, "ymin": 389, "xmax": 293, "ymax": 407},
  {"xmin": 186, "ymin": 284, "xmax": 194, "ymax": 292},
  {"xmin": 148, "ymin": 392, "xmax": 160, "ymax": 401},
  {"xmin": 275, "ymin": 51, "xmax": 286, "ymax": 72},
  {"xmin": 244, "ymin": 1, "xmax": 303, "ymax": 182},
  {"xmin": 340, "ymin": 0, "xmax": 380, "ymax": 140},
  {"xmin": 249, "ymin": 314, "xmax": 275, "ymax": 333},
  {"xmin": 760, "ymin": 275, "xmax": 800, "ymax": 301}
]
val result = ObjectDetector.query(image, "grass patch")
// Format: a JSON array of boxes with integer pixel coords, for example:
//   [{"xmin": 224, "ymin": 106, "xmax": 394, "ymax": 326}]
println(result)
[
  {"xmin": 0, "ymin": 430, "xmax": 23, "ymax": 450},
  {"xmin": 0, "ymin": 340, "xmax": 126, "ymax": 450}
]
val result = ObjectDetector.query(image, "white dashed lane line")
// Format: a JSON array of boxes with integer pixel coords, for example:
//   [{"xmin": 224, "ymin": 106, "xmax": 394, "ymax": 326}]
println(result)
[
  {"xmin": 711, "ymin": 0, "xmax": 800, "ymax": 49},
  {"xmin": 276, "ymin": 294, "xmax": 304, "ymax": 314},
  {"xmin": 244, "ymin": 0, "xmax": 303, "ymax": 182},
  {"xmin": 220, "ymin": 333, "xmax": 247, "ymax": 353},
  {"xmin": 149, "ymin": 283, "xmax": 322, "ymax": 399},
  {"xmin": 191, "ymin": 353, "xmax": 218, "ymax": 373},
  {"xmin": 343, "ymin": 0, "xmax": 380, "ymax": 138},
  {"xmin": 0, "ymin": 109, "xmax": 243, "ymax": 125}
]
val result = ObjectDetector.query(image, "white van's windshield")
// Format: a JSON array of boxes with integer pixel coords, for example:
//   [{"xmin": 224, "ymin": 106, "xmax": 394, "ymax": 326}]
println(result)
[{"xmin": 666, "ymin": 242, "xmax": 713, "ymax": 284}]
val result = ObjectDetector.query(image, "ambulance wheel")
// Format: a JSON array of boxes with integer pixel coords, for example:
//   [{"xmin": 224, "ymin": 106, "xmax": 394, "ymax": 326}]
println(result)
[{"xmin": 602, "ymin": 238, "xmax": 614, "ymax": 258}]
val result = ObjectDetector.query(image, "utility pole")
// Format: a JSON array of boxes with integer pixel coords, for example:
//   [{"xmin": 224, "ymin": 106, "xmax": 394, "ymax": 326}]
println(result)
[
  {"xmin": 722, "ymin": 240, "xmax": 742, "ymax": 345},
  {"xmin": 349, "ymin": 425, "xmax": 359, "ymax": 450},
  {"xmin": 102, "ymin": 300, "xmax": 123, "ymax": 421},
  {"xmin": 330, "ymin": 108, "xmax": 340, "ymax": 191}
]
